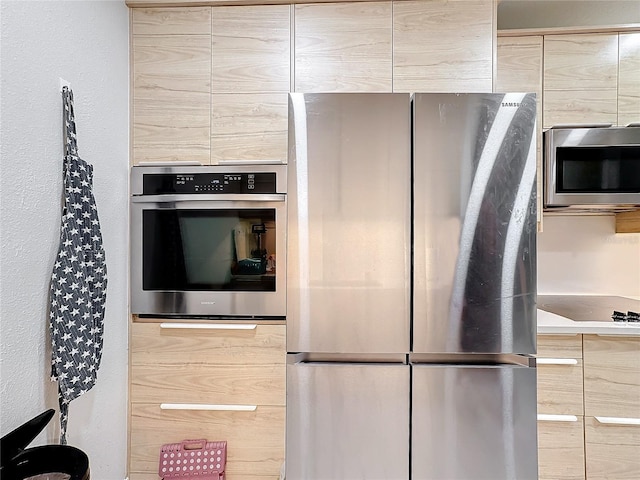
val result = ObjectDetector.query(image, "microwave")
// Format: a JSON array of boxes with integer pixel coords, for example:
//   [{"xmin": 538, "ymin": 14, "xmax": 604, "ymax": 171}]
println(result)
[
  {"xmin": 130, "ymin": 164, "xmax": 287, "ymax": 318},
  {"xmin": 544, "ymin": 125, "xmax": 640, "ymax": 212}
]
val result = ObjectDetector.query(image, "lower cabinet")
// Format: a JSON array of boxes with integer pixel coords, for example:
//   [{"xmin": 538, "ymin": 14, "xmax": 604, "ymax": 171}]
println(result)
[
  {"xmin": 537, "ymin": 416, "xmax": 585, "ymax": 480},
  {"xmin": 538, "ymin": 333, "xmax": 640, "ymax": 480},
  {"xmin": 537, "ymin": 334, "xmax": 585, "ymax": 480},
  {"xmin": 585, "ymin": 416, "xmax": 640, "ymax": 480},
  {"xmin": 128, "ymin": 321, "xmax": 286, "ymax": 480}
]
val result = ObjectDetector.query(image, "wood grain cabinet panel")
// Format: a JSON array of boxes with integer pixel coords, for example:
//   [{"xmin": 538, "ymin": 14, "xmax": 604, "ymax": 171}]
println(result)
[
  {"xmin": 583, "ymin": 335, "xmax": 640, "ymax": 419},
  {"xmin": 212, "ymin": 5, "xmax": 290, "ymax": 93},
  {"xmin": 131, "ymin": 363, "xmax": 286, "ymax": 405},
  {"xmin": 543, "ymin": 33, "xmax": 618, "ymax": 128},
  {"xmin": 618, "ymin": 32, "xmax": 640, "ymax": 126},
  {"xmin": 129, "ymin": 322, "xmax": 286, "ymax": 479},
  {"xmin": 130, "ymin": 403, "xmax": 285, "ymax": 479},
  {"xmin": 211, "ymin": 93, "xmax": 288, "ymax": 163},
  {"xmin": 132, "ymin": 11, "xmax": 211, "ymax": 164},
  {"xmin": 536, "ymin": 335, "xmax": 583, "ymax": 415},
  {"xmin": 537, "ymin": 417, "xmax": 586, "ymax": 480},
  {"xmin": 132, "ymin": 7, "xmax": 211, "ymax": 35},
  {"xmin": 585, "ymin": 416, "xmax": 640, "ymax": 480},
  {"xmin": 130, "ymin": 322, "xmax": 286, "ymax": 365},
  {"xmin": 294, "ymin": 2, "xmax": 392, "ymax": 92},
  {"xmin": 393, "ymin": 0, "xmax": 493, "ymax": 93},
  {"xmin": 537, "ymin": 334, "xmax": 582, "ymax": 359}
]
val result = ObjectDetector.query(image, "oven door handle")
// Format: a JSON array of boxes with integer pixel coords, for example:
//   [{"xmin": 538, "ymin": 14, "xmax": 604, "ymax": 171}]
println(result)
[{"xmin": 130, "ymin": 193, "xmax": 286, "ymax": 203}]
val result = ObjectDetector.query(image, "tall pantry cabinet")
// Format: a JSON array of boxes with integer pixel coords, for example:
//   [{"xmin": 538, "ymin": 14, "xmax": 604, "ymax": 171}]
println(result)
[{"xmin": 127, "ymin": 2, "xmax": 496, "ymax": 478}]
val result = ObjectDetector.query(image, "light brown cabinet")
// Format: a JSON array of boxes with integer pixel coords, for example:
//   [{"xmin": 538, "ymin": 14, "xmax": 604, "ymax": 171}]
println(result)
[
  {"xmin": 536, "ymin": 335, "xmax": 585, "ymax": 480},
  {"xmin": 543, "ymin": 33, "xmax": 619, "ymax": 128},
  {"xmin": 393, "ymin": 0, "xmax": 493, "ymax": 93},
  {"xmin": 537, "ymin": 334, "xmax": 640, "ymax": 480},
  {"xmin": 211, "ymin": 5, "xmax": 290, "ymax": 163},
  {"xmin": 618, "ymin": 32, "xmax": 640, "ymax": 127},
  {"xmin": 294, "ymin": 2, "xmax": 392, "ymax": 93},
  {"xmin": 132, "ymin": 8, "xmax": 212, "ymax": 164},
  {"xmin": 128, "ymin": 321, "xmax": 286, "ymax": 480}
]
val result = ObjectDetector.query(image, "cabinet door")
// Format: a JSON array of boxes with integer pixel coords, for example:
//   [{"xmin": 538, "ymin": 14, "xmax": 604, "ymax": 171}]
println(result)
[
  {"xmin": 536, "ymin": 335, "xmax": 583, "ymax": 415},
  {"xmin": 543, "ymin": 33, "xmax": 618, "ymax": 127},
  {"xmin": 585, "ymin": 416, "xmax": 640, "ymax": 480},
  {"xmin": 130, "ymin": 403, "xmax": 285, "ymax": 480},
  {"xmin": 497, "ymin": 35, "xmax": 543, "ymax": 229},
  {"xmin": 393, "ymin": 0, "xmax": 493, "ymax": 93},
  {"xmin": 583, "ymin": 335, "xmax": 640, "ymax": 418},
  {"xmin": 294, "ymin": 2, "xmax": 392, "ymax": 92},
  {"xmin": 618, "ymin": 32, "xmax": 640, "ymax": 126},
  {"xmin": 211, "ymin": 5, "xmax": 290, "ymax": 164},
  {"xmin": 132, "ymin": 8, "xmax": 212, "ymax": 164},
  {"xmin": 537, "ymin": 416, "xmax": 585, "ymax": 480}
]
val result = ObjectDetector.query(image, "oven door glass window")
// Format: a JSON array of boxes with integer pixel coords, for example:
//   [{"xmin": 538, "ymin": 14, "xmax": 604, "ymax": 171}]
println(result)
[{"xmin": 143, "ymin": 209, "xmax": 277, "ymax": 291}]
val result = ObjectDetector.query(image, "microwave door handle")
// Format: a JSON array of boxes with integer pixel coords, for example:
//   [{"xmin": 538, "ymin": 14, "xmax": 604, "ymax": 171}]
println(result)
[{"xmin": 130, "ymin": 193, "xmax": 286, "ymax": 203}]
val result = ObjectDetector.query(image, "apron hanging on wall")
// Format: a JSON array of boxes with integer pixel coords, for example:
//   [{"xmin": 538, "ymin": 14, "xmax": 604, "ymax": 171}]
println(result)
[{"xmin": 49, "ymin": 86, "xmax": 107, "ymax": 444}]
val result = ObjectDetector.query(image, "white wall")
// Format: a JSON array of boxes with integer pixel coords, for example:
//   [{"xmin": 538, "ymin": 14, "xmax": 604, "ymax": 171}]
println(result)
[
  {"xmin": 538, "ymin": 216, "xmax": 640, "ymax": 296},
  {"xmin": 0, "ymin": 1, "xmax": 129, "ymax": 478},
  {"xmin": 498, "ymin": 0, "xmax": 640, "ymax": 30}
]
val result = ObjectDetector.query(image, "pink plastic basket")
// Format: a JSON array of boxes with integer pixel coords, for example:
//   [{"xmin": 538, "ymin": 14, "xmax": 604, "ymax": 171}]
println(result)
[{"xmin": 158, "ymin": 439, "xmax": 226, "ymax": 480}]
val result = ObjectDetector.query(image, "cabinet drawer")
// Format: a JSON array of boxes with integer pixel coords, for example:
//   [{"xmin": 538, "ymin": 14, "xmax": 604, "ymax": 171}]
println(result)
[
  {"xmin": 585, "ymin": 415, "xmax": 640, "ymax": 480},
  {"xmin": 537, "ymin": 360, "xmax": 583, "ymax": 415},
  {"xmin": 536, "ymin": 335, "xmax": 583, "ymax": 415},
  {"xmin": 131, "ymin": 363, "xmax": 285, "ymax": 406},
  {"xmin": 583, "ymin": 335, "xmax": 640, "ymax": 418},
  {"xmin": 537, "ymin": 335, "xmax": 582, "ymax": 358},
  {"xmin": 130, "ymin": 403, "xmax": 285, "ymax": 479},
  {"xmin": 537, "ymin": 415, "xmax": 585, "ymax": 480},
  {"xmin": 131, "ymin": 322, "xmax": 285, "ymax": 365}
]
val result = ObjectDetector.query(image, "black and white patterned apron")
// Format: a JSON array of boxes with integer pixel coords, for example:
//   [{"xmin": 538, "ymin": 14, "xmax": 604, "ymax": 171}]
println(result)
[{"xmin": 49, "ymin": 87, "xmax": 107, "ymax": 444}]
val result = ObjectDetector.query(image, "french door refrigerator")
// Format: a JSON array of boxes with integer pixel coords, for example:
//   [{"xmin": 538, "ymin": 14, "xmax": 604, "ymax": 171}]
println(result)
[{"xmin": 286, "ymin": 92, "xmax": 538, "ymax": 480}]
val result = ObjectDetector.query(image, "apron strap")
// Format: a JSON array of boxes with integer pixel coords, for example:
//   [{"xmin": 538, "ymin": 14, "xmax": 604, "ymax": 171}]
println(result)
[{"xmin": 62, "ymin": 86, "xmax": 78, "ymax": 159}]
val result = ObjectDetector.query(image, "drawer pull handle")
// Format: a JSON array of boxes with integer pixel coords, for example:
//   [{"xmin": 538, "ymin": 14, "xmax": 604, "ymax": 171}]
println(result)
[
  {"xmin": 595, "ymin": 416, "xmax": 640, "ymax": 426},
  {"xmin": 160, "ymin": 323, "xmax": 257, "ymax": 330},
  {"xmin": 537, "ymin": 414, "xmax": 578, "ymax": 422},
  {"xmin": 160, "ymin": 403, "xmax": 257, "ymax": 412},
  {"xmin": 537, "ymin": 358, "xmax": 578, "ymax": 365}
]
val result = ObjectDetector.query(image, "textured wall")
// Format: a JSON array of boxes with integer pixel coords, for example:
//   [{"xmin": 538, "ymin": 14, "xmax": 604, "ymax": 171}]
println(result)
[
  {"xmin": 0, "ymin": 1, "xmax": 129, "ymax": 478},
  {"xmin": 538, "ymin": 216, "xmax": 640, "ymax": 296}
]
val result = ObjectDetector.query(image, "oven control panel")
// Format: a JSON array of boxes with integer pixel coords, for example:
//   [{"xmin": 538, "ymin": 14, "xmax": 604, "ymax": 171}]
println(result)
[{"xmin": 142, "ymin": 172, "xmax": 277, "ymax": 194}]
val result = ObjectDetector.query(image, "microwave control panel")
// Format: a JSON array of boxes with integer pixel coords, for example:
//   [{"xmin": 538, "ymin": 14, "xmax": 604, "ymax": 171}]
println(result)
[{"xmin": 142, "ymin": 172, "xmax": 277, "ymax": 194}]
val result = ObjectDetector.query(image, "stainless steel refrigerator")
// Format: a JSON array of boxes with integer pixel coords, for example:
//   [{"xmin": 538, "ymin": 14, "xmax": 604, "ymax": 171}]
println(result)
[{"xmin": 286, "ymin": 92, "xmax": 538, "ymax": 480}]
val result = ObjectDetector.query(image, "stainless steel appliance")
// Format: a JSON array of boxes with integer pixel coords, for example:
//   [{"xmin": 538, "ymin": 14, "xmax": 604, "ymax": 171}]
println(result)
[
  {"xmin": 286, "ymin": 92, "xmax": 538, "ymax": 479},
  {"xmin": 544, "ymin": 125, "xmax": 640, "ymax": 212},
  {"xmin": 130, "ymin": 164, "xmax": 286, "ymax": 318}
]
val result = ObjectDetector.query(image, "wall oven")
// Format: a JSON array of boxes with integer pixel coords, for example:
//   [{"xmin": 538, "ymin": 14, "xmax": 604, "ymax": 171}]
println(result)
[
  {"xmin": 130, "ymin": 164, "xmax": 286, "ymax": 318},
  {"xmin": 544, "ymin": 125, "xmax": 640, "ymax": 211}
]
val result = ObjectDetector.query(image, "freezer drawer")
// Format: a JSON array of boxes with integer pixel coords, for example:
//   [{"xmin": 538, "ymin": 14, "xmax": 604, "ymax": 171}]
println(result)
[
  {"xmin": 412, "ymin": 363, "xmax": 537, "ymax": 480},
  {"xmin": 287, "ymin": 93, "xmax": 411, "ymax": 354},
  {"xmin": 286, "ymin": 361, "xmax": 410, "ymax": 480},
  {"xmin": 413, "ymin": 93, "xmax": 537, "ymax": 355}
]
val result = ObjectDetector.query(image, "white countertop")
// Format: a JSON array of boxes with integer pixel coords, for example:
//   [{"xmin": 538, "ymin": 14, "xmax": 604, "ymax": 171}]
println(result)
[{"xmin": 537, "ymin": 308, "xmax": 640, "ymax": 336}]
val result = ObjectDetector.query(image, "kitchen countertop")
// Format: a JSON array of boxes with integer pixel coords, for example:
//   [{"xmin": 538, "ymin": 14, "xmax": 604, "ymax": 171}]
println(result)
[{"xmin": 538, "ymin": 309, "xmax": 640, "ymax": 335}]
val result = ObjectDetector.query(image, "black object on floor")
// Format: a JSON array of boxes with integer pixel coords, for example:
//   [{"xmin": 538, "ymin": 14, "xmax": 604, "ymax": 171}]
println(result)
[{"xmin": 0, "ymin": 409, "xmax": 90, "ymax": 480}]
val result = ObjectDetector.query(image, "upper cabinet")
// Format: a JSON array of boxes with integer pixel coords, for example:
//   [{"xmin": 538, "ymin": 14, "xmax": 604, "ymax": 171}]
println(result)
[
  {"xmin": 211, "ymin": 5, "xmax": 290, "ymax": 163},
  {"xmin": 543, "ymin": 33, "xmax": 619, "ymax": 128},
  {"xmin": 294, "ymin": 2, "xmax": 393, "ymax": 92},
  {"xmin": 618, "ymin": 32, "xmax": 640, "ymax": 127},
  {"xmin": 132, "ymin": 7, "xmax": 212, "ymax": 164},
  {"xmin": 393, "ymin": 0, "xmax": 493, "ymax": 93},
  {"xmin": 131, "ymin": 1, "xmax": 496, "ymax": 165}
]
